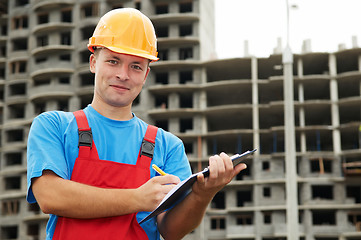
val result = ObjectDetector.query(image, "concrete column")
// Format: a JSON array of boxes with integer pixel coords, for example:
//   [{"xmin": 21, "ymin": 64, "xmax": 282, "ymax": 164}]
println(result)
[
  {"xmin": 251, "ymin": 57, "xmax": 259, "ymax": 153},
  {"xmin": 329, "ymin": 54, "xmax": 341, "ymax": 154}
]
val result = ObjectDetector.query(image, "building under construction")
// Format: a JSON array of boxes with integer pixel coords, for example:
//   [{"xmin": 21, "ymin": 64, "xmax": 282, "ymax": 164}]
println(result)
[{"xmin": 0, "ymin": 0, "xmax": 361, "ymax": 239}]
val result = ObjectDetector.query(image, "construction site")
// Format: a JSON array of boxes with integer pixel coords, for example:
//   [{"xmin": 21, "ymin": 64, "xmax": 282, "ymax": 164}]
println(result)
[{"xmin": 0, "ymin": 0, "xmax": 361, "ymax": 239}]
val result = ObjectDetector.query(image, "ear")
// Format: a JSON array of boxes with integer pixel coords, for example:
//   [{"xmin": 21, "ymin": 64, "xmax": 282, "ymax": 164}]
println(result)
[
  {"xmin": 142, "ymin": 67, "xmax": 150, "ymax": 85},
  {"xmin": 89, "ymin": 54, "xmax": 96, "ymax": 73}
]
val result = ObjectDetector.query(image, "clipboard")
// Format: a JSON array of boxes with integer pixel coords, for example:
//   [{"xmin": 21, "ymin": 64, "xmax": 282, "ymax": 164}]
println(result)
[{"xmin": 139, "ymin": 149, "xmax": 256, "ymax": 224}]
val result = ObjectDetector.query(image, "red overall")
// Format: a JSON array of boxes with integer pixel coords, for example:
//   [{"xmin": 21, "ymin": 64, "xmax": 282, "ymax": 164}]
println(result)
[{"xmin": 52, "ymin": 110, "xmax": 158, "ymax": 240}]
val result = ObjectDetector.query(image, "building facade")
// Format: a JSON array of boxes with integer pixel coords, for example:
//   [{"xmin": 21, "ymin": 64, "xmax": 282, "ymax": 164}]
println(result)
[{"xmin": 0, "ymin": 0, "xmax": 361, "ymax": 239}]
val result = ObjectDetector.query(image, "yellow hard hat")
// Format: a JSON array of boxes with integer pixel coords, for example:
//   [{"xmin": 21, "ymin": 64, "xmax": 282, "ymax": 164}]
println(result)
[{"xmin": 88, "ymin": 8, "xmax": 158, "ymax": 62}]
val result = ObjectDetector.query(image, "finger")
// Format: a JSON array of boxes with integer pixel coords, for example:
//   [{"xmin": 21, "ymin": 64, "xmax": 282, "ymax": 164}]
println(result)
[
  {"xmin": 208, "ymin": 155, "xmax": 219, "ymax": 179},
  {"xmin": 220, "ymin": 152, "xmax": 233, "ymax": 173}
]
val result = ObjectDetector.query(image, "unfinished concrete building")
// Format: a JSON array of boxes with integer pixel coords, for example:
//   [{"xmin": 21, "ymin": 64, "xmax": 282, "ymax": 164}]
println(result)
[{"xmin": 0, "ymin": 0, "xmax": 361, "ymax": 239}]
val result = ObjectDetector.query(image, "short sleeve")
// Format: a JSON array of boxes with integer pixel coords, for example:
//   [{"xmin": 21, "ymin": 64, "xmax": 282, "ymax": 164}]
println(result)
[{"xmin": 26, "ymin": 112, "xmax": 70, "ymax": 203}]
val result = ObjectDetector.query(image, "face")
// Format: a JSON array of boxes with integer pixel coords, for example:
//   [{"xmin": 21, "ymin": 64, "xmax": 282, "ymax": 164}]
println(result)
[{"xmin": 89, "ymin": 48, "xmax": 150, "ymax": 110}]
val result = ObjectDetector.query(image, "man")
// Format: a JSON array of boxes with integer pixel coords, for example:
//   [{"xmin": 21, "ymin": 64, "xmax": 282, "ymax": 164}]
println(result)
[{"xmin": 27, "ymin": 8, "xmax": 247, "ymax": 240}]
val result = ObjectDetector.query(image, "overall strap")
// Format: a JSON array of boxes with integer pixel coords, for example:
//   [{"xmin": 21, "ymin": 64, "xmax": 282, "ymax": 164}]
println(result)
[
  {"xmin": 73, "ymin": 110, "xmax": 99, "ymax": 159},
  {"xmin": 138, "ymin": 125, "xmax": 158, "ymax": 168}
]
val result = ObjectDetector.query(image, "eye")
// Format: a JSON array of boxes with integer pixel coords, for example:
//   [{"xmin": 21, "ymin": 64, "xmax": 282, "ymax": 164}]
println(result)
[
  {"xmin": 131, "ymin": 65, "xmax": 143, "ymax": 71},
  {"xmin": 107, "ymin": 60, "xmax": 118, "ymax": 65}
]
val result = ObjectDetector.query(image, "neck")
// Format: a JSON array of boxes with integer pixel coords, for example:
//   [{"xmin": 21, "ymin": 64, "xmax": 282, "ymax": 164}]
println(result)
[{"xmin": 90, "ymin": 102, "xmax": 133, "ymax": 121}]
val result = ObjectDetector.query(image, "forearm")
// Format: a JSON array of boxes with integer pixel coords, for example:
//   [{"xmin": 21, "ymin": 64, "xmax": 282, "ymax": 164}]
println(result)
[
  {"xmin": 32, "ymin": 171, "xmax": 142, "ymax": 219},
  {"xmin": 158, "ymin": 191, "xmax": 213, "ymax": 240}
]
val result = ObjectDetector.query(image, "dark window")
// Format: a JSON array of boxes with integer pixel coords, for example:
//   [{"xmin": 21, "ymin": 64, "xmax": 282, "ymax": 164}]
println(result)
[
  {"xmin": 211, "ymin": 217, "xmax": 226, "ymax": 230},
  {"xmin": 179, "ymin": 47, "xmax": 193, "ymax": 60},
  {"xmin": 155, "ymin": 120, "xmax": 168, "ymax": 131},
  {"xmin": 263, "ymin": 187, "xmax": 271, "ymax": 197},
  {"xmin": 37, "ymin": 35, "xmax": 48, "ymax": 47},
  {"xmin": 180, "ymin": 1, "xmax": 192, "ymax": 13},
  {"xmin": 61, "ymin": 32, "xmax": 71, "ymax": 45},
  {"xmin": 180, "ymin": 118, "xmax": 192, "ymax": 133},
  {"xmin": 312, "ymin": 211, "xmax": 336, "ymax": 225},
  {"xmin": 156, "ymin": 4, "xmax": 168, "ymax": 14},
  {"xmin": 5, "ymin": 152, "xmax": 22, "ymax": 166},
  {"xmin": 38, "ymin": 13, "xmax": 49, "ymax": 24},
  {"xmin": 155, "ymin": 72, "xmax": 169, "ymax": 84},
  {"xmin": 1, "ymin": 226, "xmax": 18, "ymax": 239},
  {"xmin": 211, "ymin": 191, "xmax": 225, "ymax": 209},
  {"xmin": 12, "ymin": 38, "xmax": 27, "ymax": 51},
  {"xmin": 312, "ymin": 185, "xmax": 333, "ymax": 200},
  {"xmin": 179, "ymin": 24, "xmax": 192, "ymax": 37},
  {"xmin": 61, "ymin": 9, "xmax": 72, "ymax": 22},
  {"xmin": 179, "ymin": 70, "xmax": 192, "ymax": 84},
  {"xmin": 158, "ymin": 49, "xmax": 168, "ymax": 61},
  {"xmin": 156, "ymin": 26, "xmax": 169, "ymax": 38}
]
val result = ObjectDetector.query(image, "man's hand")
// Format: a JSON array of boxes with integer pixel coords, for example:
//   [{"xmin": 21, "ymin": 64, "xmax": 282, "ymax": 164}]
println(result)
[
  {"xmin": 192, "ymin": 152, "xmax": 247, "ymax": 201},
  {"xmin": 135, "ymin": 175, "xmax": 180, "ymax": 212}
]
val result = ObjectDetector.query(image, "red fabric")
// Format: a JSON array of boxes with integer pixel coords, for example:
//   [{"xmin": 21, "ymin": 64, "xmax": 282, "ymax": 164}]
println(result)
[{"xmin": 53, "ymin": 110, "xmax": 157, "ymax": 240}]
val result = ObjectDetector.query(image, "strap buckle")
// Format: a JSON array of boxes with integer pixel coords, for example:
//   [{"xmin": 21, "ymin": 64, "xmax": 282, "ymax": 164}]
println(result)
[
  {"xmin": 78, "ymin": 129, "xmax": 93, "ymax": 148},
  {"xmin": 141, "ymin": 139, "xmax": 155, "ymax": 158}
]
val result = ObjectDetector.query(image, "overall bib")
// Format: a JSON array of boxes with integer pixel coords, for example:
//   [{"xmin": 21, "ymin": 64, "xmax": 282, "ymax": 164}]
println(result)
[{"xmin": 52, "ymin": 110, "xmax": 158, "ymax": 240}]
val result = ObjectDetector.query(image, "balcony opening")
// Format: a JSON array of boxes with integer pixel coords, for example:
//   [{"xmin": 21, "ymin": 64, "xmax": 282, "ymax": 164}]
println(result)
[
  {"xmin": 27, "ymin": 224, "xmax": 39, "ymax": 239},
  {"xmin": 80, "ymin": 50, "xmax": 91, "ymax": 64},
  {"xmin": 9, "ymin": 104, "xmax": 25, "ymax": 119},
  {"xmin": 237, "ymin": 190, "xmax": 252, "ymax": 207},
  {"xmin": 155, "ymin": 3, "xmax": 168, "ymax": 14},
  {"xmin": 4, "ymin": 176, "xmax": 21, "ymax": 190},
  {"xmin": 12, "ymin": 38, "xmax": 27, "ymax": 51},
  {"xmin": 312, "ymin": 185, "xmax": 333, "ymax": 200},
  {"xmin": 59, "ymin": 76, "xmax": 70, "ymax": 84},
  {"xmin": 179, "ymin": 70, "xmax": 192, "ymax": 84},
  {"xmin": 312, "ymin": 210, "xmax": 336, "ymax": 225},
  {"xmin": 210, "ymin": 217, "xmax": 226, "ymax": 230},
  {"xmin": 59, "ymin": 54, "xmax": 71, "ymax": 61},
  {"xmin": 80, "ymin": 72, "xmax": 94, "ymax": 86},
  {"xmin": 81, "ymin": 3, "xmax": 99, "ymax": 18},
  {"xmin": 1, "ymin": 200, "xmax": 20, "ymax": 215},
  {"xmin": 28, "ymin": 203, "xmax": 41, "ymax": 214},
  {"xmin": 6, "ymin": 129, "xmax": 23, "ymax": 142},
  {"xmin": 155, "ymin": 119, "xmax": 168, "ymax": 131},
  {"xmin": 135, "ymin": 1, "xmax": 141, "ymax": 10},
  {"xmin": 180, "ymin": 118, "xmax": 193, "ymax": 133},
  {"xmin": 5, "ymin": 152, "xmax": 22, "ymax": 166},
  {"xmin": 35, "ymin": 56, "xmax": 47, "ymax": 64},
  {"xmin": 58, "ymin": 99, "xmax": 69, "ymax": 112},
  {"xmin": 262, "ymin": 161, "xmax": 270, "ymax": 171},
  {"xmin": 179, "ymin": 24, "xmax": 192, "ymax": 37},
  {"xmin": 34, "ymin": 102, "xmax": 46, "ymax": 115},
  {"xmin": 156, "ymin": 26, "xmax": 169, "ymax": 38},
  {"xmin": 61, "ymin": 9, "xmax": 72, "ymax": 23},
  {"xmin": 10, "ymin": 61, "xmax": 27, "ymax": 74},
  {"xmin": 179, "ymin": 1, "xmax": 193, "ymax": 13},
  {"xmin": 9, "ymin": 83, "xmax": 26, "ymax": 96},
  {"xmin": 61, "ymin": 32, "xmax": 71, "ymax": 45},
  {"xmin": 346, "ymin": 186, "xmax": 361, "ymax": 203},
  {"xmin": 179, "ymin": 47, "xmax": 193, "ymax": 60},
  {"xmin": 310, "ymin": 157, "xmax": 332, "ymax": 174},
  {"xmin": 263, "ymin": 211, "xmax": 272, "ymax": 224},
  {"xmin": 184, "ymin": 142, "xmax": 193, "ymax": 154},
  {"xmin": 36, "ymin": 35, "xmax": 48, "ymax": 47},
  {"xmin": 158, "ymin": 49, "xmax": 168, "ymax": 61},
  {"xmin": 37, "ymin": 13, "xmax": 49, "ymax": 24},
  {"xmin": 15, "ymin": 0, "xmax": 29, "ymax": 6},
  {"xmin": 34, "ymin": 78, "xmax": 50, "ymax": 87},
  {"xmin": 179, "ymin": 93, "xmax": 193, "ymax": 108},
  {"xmin": 236, "ymin": 213, "xmax": 253, "ymax": 225},
  {"xmin": 13, "ymin": 16, "xmax": 28, "ymax": 29},
  {"xmin": 1, "ymin": 226, "xmax": 18, "ymax": 239},
  {"xmin": 81, "ymin": 26, "xmax": 96, "ymax": 40},
  {"xmin": 155, "ymin": 95, "xmax": 168, "ymax": 109},
  {"xmin": 155, "ymin": 72, "xmax": 168, "ymax": 84},
  {"xmin": 80, "ymin": 94, "xmax": 93, "ymax": 109},
  {"xmin": 263, "ymin": 187, "xmax": 271, "ymax": 197},
  {"xmin": 211, "ymin": 191, "xmax": 225, "ymax": 209},
  {"xmin": 347, "ymin": 212, "xmax": 361, "ymax": 231}
]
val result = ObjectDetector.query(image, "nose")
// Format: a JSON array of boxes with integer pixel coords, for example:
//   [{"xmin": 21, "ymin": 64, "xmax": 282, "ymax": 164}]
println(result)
[{"xmin": 116, "ymin": 64, "xmax": 130, "ymax": 81}]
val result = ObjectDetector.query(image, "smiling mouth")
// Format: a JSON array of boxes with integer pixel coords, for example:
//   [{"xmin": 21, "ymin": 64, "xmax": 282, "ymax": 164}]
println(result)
[{"xmin": 110, "ymin": 85, "xmax": 129, "ymax": 91}]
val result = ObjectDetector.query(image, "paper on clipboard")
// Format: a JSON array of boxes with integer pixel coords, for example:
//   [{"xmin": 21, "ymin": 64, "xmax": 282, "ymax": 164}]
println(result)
[{"xmin": 139, "ymin": 149, "xmax": 256, "ymax": 224}]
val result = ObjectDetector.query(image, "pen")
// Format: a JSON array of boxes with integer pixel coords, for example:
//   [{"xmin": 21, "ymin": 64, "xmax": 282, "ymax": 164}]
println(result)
[{"xmin": 152, "ymin": 164, "xmax": 167, "ymax": 176}]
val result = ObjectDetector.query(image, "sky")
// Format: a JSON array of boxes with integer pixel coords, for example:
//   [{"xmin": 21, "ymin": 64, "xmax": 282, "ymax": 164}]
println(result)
[{"xmin": 214, "ymin": 0, "xmax": 361, "ymax": 59}]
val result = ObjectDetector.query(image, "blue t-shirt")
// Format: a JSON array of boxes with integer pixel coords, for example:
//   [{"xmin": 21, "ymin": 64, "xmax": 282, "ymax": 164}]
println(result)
[{"xmin": 26, "ymin": 105, "xmax": 191, "ymax": 240}]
